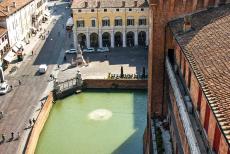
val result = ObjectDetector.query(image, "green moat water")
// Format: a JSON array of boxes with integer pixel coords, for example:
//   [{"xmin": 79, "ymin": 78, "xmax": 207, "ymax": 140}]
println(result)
[{"xmin": 35, "ymin": 90, "xmax": 147, "ymax": 154}]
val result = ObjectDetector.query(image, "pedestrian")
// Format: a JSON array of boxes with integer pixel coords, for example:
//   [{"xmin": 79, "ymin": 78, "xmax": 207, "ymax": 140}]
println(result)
[
  {"xmin": 31, "ymin": 50, "xmax": 33, "ymax": 55},
  {"xmin": 11, "ymin": 132, "xmax": 14, "ymax": 140},
  {"xmin": 41, "ymin": 102, "xmax": 44, "ymax": 108},
  {"xmin": 32, "ymin": 118, "xmax": 36, "ymax": 125},
  {"xmin": 10, "ymin": 85, "xmax": 13, "ymax": 90},
  {"xmin": 50, "ymin": 74, "xmax": 53, "ymax": 80},
  {"xmin": 64, "ymin": 55, "xmax": 67, "ymax": 61},
  {"xmin": 57, "ymin": 64, "xmax": 60, "ymax": 69},
  {"xmin": 0, "ymin": 111, "xmax": 3, "ymax": 119},
  {"xmin": 2, "ymin": 134, "xmax": 5, "ymax": 142},
  {"xmin": 18, "ymin": 80, "xmax": 21, "ymax": 85},
  {"xmin": 29, "ymin": 119, "xmax": 32, "ymax": 126}
]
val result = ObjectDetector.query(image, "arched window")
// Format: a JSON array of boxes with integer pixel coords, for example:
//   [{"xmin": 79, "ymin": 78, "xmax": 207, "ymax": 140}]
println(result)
[
  {"xmin": 102, "ymin": 17, "xmax": 110, "ymax": 27},
  {"xmin": 114, "ymin": 16, "xmax": 122, "ymax": 26}
]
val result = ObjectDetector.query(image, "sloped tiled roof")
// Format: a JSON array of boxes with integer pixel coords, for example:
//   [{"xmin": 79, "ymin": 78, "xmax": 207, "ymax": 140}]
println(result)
[
  {"xmin": 169, "ymin": 4, "xmax": 230, "ymax": 144},
  {"xmin": 72, "ymin": 0, "xmax": 148, "ymax": 9},
  {"xmin": 0, "ymin": 0, "xmax": 33, "ymax": 17}
]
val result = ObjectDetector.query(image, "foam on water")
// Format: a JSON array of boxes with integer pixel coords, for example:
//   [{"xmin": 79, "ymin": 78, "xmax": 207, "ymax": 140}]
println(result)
[{"xmin": 88, "ymin": 109, "xmax": 112, "ymax": 121}]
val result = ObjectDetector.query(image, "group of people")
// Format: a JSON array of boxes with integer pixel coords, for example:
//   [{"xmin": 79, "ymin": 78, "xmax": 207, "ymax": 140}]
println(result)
[{"xmin": 1, "ymin": 132, "xmax": 20, "ymax": 144}]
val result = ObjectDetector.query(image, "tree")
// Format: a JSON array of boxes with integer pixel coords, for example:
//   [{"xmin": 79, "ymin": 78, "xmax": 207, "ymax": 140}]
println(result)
[{"xmin": 120, "ymin": 66, "xmax": 124, "ymax": 78}]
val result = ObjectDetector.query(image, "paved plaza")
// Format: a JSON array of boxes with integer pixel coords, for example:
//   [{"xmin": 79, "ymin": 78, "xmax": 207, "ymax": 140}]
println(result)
[{"xmin": 58, "ymin": 47, "xmax": 148, "ymax": 81}]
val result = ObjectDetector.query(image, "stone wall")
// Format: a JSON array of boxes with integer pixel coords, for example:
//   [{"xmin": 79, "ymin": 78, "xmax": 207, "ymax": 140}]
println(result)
[
  {"xmin": 84, "ymin": 79, "xmax": 148, "ymax": 89},
  {"xmin": 25, "ymin": 93, "xmax": 54, "ymax": 154}
]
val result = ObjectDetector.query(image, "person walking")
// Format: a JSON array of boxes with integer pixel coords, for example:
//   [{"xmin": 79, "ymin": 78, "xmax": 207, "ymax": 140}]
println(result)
[
  {"xmin": 1, "ymin": 134, "xmax": 5, "ymax": 142},
  {"xmin": 11, "ymin": 132, "xmax": 14, "ymax": 140},
  {"xmin": 18, "ymin": 80, "xmax": 21, "ymax": 86},
  {"xmin": 31, "ymin": 50, "xmax": 33, "ymax": 55},
  {"xmin": 29, "ymin": 119, "xmax": 32, "ymax": 126}
]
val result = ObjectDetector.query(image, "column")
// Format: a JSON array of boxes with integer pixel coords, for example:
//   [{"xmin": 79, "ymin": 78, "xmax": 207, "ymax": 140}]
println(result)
[
  {"xmin": 146, "ymin": 30, "xmax": 149, "ymax": 46},
  {"xmin": 73, "ymin": 31, "xmax": 78, "ymax": 49},
  {"xmin": 122, "ymin": 30, "xmax": 126, "ymax": 47},
  {"xmin": 86, "ymin": 32, "xmax": 90, "ymax": 48},
  {"xmin": 111, "ymin": 30, "xmax": 114, "ymax": 48},
  {"xmin": 134, "ymin": 31, "xmax": 138, "ymax": 46},
  {"xmin": 99, "ymin": 29, "xmax": 102, "ymax": 48}
]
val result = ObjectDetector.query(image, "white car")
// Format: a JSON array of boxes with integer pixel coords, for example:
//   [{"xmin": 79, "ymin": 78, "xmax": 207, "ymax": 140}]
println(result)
[
  {"xmin": 0, "ymin": 82, "xmax": 9, "ymax": 95},
  {"xmin": 65, "ymin": 48, "xmax": 77, "ymax": 54},
  {"xmin": 83, "ymin": 47, "xmax": 95, "ymax": 53},
  {"xmin": 38, "ymin": 64, "xmax": 48, "ymax": 74},
  {"xmin": 97, "ymin": 47, "xmax": 109, "ymax": 52}
]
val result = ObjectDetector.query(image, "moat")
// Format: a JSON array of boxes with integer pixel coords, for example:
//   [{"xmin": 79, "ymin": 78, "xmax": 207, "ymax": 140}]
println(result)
[{"xmin": 35, "ymin": 90, "xmax": 147, "ymax": 154}]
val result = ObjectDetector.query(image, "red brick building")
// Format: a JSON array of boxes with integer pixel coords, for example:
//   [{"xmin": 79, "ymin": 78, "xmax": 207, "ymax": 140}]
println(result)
[{"xmin": 145, "ymin": 0, "xmax": 230, "ymax": 153}]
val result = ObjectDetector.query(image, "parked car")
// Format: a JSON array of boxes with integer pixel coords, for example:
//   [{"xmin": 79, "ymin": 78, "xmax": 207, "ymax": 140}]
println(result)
[
  {"xmin": 65, "ymin": 48, "xmax": 77, "ymax": 54},
  {"xmin": 0, "ymin": 82, "xmax": 9, "ymax": 95},
  {"xmin": 83, "ymin": 47, "xmax": 95, "ymax": 53},
  {"xmin": 97, "ymin": 47, "xmax": 109, "ymax": 52},
  {"xmin": 38, "ymin": 64, "xmax": 48, "ymax": 74}
]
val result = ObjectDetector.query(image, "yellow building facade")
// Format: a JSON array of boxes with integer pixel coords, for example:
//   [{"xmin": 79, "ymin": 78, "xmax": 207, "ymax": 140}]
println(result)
[{"xmin": 71, "ymin": 0, "xmax": 149, "ymax": 48}]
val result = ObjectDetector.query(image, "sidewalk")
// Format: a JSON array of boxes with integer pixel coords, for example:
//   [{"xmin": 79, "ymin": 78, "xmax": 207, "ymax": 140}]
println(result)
[{"xmin": 4, "ymin": 15, "xmax": 56, "ymax": 77}]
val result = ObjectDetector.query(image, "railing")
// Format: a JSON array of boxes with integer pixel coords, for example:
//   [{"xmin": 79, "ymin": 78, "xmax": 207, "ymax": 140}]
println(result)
[{"xmin": 53, "ymin": 73, "xmax": 83, "ymax": 95}]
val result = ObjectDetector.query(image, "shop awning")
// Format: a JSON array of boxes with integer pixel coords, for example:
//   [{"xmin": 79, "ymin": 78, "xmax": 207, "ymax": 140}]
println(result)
[
  {"xmin": 12, "ymin": 46, "xmax": 19, "ymax": 52},
  {"xmin": 15, "ymin": 42, "xmax": 23, "ymax": 49},
  {"xmin": 44, "ymin": 11, "xmax": 50, "ymax": 17},
  {"xmin": 4, "ymin": 51, "xmax": 15, "ymax": 63},
  {"xmin": 66, "ymin": 17, "xmax": 74, "ymax": 27}
]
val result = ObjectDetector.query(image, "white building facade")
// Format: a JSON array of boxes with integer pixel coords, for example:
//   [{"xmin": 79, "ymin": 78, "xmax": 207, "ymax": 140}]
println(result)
[{"xmin": 0, "ymin": 0, "xmax": 48, "ymax": 48}]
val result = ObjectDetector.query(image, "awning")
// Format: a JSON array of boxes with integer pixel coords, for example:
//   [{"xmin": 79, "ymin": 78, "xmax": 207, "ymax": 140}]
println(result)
[
  {"xmin": 15, "ymin": 42, "xmax": 23, "ymax": 49},
  {"xmin": 12, "ymin": 46, "xmax": 19, "ymax": 52},
  {"xmin": 4, "ymin": 51, "xmax": 15, "ymax": 63},
  {"xmin": 66, "ymin": 17, "xmax": 74, "ymax": 27},
  {"xmin": 44, "ymin": 11, "xmax": 50, "ymax": 17}
]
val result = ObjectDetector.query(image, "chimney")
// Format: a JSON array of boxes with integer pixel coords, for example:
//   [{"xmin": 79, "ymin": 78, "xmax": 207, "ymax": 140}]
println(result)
[
  {"xmin": 84, "ymin": 1, "xmax": 88, "ymax": 8},
  {"xmin": 134, "ymin": 1, "xmax": 138, "ymax": 7},
  {"xmin": 122, "ymin": 1, "xmax": 125, "ymax": 7},
  {"xmin": 183, "ymin": 15, "xmax": 192, "ymax": 32},
  {"xmin": 6, "ymin": 6, "xmax": 10, "ymax": 12},
  {"xmin": 12, "ymin": 2, "xmax": 16, "ymax": 8},
  {"xmin": 97, "ymin": 1, "xmax": 100, "ymax": 8}
]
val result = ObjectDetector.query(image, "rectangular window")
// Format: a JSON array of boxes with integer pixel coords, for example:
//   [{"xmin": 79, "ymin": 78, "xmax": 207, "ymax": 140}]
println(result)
[
  {"xmin": 78, "ymin": 9, "xmax": 81, "ymax": 12},
  {"xmin": 183, "ymin": 58, "xmax": 186, "ymax": 78},
  {"xmin": 91, "ymin": 20, "xmax": 96, "ymax": 27},
  {"xmin": 213, "ymin": 124, "xmax": 221, "ymax": 153},
  {"xmin": 197, "ymin": 87, "xmax": 202, "ymax": 112},
  {"xmin": 188, "ymin": 69, "xmax": 191, "ymax": 90},
  {"xmin": 129, "ymin": 8, "xmax": 132, "ymax": 11},
  {"xmin": 115, "ymin": 19, "xmax": 122, "ymax": 26},
  {"xmin": 141, "ymin": 8, "xmax": 144, "ymax": 11},
  {"xmin": 104, "ymin": 9, "xmax": 107, "ymax": 12},
  {"xmin": 139, "ymin": 19, "xmax": 146, "ymax": 26},
  {"xmin": 102, "ymin": 19, "xmax": 110, "ymax": 27},
  {"xmin": 116, "ymin": 9, "xmax": 119, "ymax": 12},
  {"xmin": 77, "ymin": 20, "xmax": 85, "ymax": 27},
  {"xmin": 91, "ymin": 9, "xmax": 94, "ymax": 12},
  {"xmin": 204, "ymin": 103, "xmax": 210, "ymax": 133},
  {"xmin": 127, "ymin": 19, "xmax": 134, "ymax": 26}
]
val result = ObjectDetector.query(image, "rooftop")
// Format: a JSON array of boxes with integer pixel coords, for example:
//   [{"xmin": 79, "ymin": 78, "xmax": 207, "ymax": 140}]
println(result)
[
  {"xmin": 0, "ymin": 0, "xmax": 33, "ymax": 17},
  {"xmin": 71, "ymin": 0, "xmax": 148, "ymax": 9},
  {"xmin": 169, "ymin": 4, "xmax": 230, "ymax": 145}
]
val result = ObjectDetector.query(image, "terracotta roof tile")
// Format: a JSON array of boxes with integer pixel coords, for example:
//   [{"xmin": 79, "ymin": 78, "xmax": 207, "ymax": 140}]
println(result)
[
  {"xmin": 169, "ymin": 4, "xmax": 230, "ymax": 144},
  {"xmin": 0, "ymin": 0, "xmax": 33, "ymax": 17}
]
